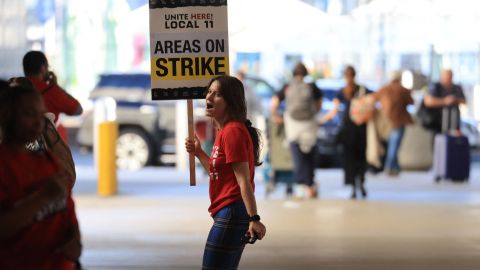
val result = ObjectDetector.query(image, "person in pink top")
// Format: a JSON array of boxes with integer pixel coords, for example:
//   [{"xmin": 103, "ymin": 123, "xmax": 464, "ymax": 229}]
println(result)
[{"xmin": 185, "ymin": 75, "xmax": 266, "ymax": 269}]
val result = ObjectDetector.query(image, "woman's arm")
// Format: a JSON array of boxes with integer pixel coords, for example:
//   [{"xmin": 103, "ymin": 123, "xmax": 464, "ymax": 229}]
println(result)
[
  {"xmin": 271, "ymin": 95, "xmax": 283, "ymax": 124},
  {"xmin": 424, "ymin": 94, "xmax": 447, "ymax": 107},
  {"xmin": 232, "ymin": 162, "xmax": 266, "ymax": 240},
  {"xmin": 232, "ymin": 162, "xmax": 257, "ymax": 216},
  {"xmin": 319, "ymin": 98, "xmax": 341, "ymax": 124},
  {"xmin": 196, "ymin": 151, "xmax": 210, "ymax": 173},
  {"xmin": 0, "ymin": 192, "xmax": 48, "ymax": 240},
  {"xmin": 55, "ymin": 223, "xmax": 82, "ymax": 261},
  {"xmin": 0, "ymin": 175, "xmax": 66, "ymax": 240}
]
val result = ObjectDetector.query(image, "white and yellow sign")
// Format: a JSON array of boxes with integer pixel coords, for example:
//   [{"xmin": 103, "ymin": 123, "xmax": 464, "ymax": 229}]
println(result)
[{"xmin": 149, "ymin": 0, "xmax": 229, "ymax": 100}]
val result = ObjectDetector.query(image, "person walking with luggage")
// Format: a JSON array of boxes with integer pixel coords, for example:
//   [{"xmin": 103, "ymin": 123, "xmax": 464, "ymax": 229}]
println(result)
[
  {"xmin": 185, "ymin": 75, "xmax": 266, "ymax": 269},
  {"xmin": 0, "ymin": 84, "xmax": 81, "ymax": 270},
  {"xmin": 426, "ymin": 69, "xmax": 469, "ymax": 182},
  {"xmin": 23, "ymin": 51, "xmax": 83, "ymax": 124},
  {"xmin": 271, "ymin": 63, "xmax": 322, "ymax": 199},
  {"xmin": 372, "ymin": 71, "xmax": 414, "ymax": 176},
  {"xmin": 320, "ymin": 65, "xmax": 370, "ymax": 199},
  {"xmin": 424, "ymin": 69, "xmax": 466, "ymax": 131}
]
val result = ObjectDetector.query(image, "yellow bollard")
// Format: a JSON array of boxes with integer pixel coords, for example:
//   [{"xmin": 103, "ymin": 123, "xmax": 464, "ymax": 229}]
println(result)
[{"xmin": 97, "ymin": 121, "xmax": 118, "ymax": 196}]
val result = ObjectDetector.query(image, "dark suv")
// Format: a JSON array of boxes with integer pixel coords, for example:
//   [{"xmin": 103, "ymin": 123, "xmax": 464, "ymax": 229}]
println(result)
[{"xmin": 77, "ymin": 74, "xmax": 177, "ymax": 170}]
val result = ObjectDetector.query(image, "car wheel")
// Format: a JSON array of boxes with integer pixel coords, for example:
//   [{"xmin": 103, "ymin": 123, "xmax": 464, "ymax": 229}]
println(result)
[{"xmin": 116, "ymin": 128, "xmax": 154, "ymax": 170}]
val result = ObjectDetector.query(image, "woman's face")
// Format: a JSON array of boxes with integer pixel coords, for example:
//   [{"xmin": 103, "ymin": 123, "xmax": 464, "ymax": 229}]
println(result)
[
  {"xmin": 344, "ymin": 69, "xmax": 355, "ymax": 84},
  {"xmin": 205, "ymin": 80, "xmax": 227, "ymax": 121},
  {"xmin": 14, "ymin": 94, "xmax": 45, "ymax": 143}
]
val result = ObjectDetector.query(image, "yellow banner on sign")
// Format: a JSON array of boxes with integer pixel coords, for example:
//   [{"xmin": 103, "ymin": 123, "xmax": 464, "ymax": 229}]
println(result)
[{"xmin": 151, "ymin": 56, "xmax": 229, "ymax": 80}]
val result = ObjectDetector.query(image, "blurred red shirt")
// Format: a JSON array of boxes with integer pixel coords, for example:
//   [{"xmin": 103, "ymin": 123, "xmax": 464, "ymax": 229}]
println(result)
[
  {"xmin": 28, "ymin": 77, "xmax": 81, "ymax": 123},
  {"xmin": 0, "ymin": 145, "xmax": 77, "ymax": 270},
  {"xmin": 208, "ymin": 121, "xmax": 255, "ymax": 216}
]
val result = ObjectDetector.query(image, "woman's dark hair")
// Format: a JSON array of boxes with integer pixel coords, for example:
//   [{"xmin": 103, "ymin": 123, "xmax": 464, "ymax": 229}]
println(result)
[
  {"xmin": 207, "ymin": 75, "xmax": 263, "ymax": 166},
  {"xmin": 0, "ymin": 85, "xmax": 40, "ymax": 143},
  {"xmin": 0, "ymin": 79, "xmax": 8, "ymax": 91},
  {"xmin": 292, "ymin": 62, "xmax": 308, "ymax": 77},
  {"xmin": 344, "ymin": 65, "xmax": 356, "ymax": 78},
  {"xmin": 23, "ymin": 50, "xmax": 48, "ymax": 76}
]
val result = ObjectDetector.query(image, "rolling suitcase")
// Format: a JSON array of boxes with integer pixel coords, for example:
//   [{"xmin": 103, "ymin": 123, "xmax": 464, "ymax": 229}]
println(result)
[{"xmin": 433, "ymin": 107, "xmax": 470, "ymax": 182}]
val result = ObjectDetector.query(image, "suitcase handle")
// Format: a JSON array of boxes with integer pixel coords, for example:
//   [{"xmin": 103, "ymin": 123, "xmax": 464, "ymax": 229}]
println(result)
[{"xmin": 441, "ymin": 106, "xmax": 459, "ymax": 134}]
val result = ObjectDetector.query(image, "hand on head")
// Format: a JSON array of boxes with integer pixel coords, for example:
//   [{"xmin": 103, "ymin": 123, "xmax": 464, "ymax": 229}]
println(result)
[{"xmin": 46, "ymin": 71, "xmax": 57, "ymax": 85}]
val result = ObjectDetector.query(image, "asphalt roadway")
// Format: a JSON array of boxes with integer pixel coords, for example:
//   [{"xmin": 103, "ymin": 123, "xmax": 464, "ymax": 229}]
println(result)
[{"xmin": 72, "ymin": 152, "xmax": 480, "ymax": 270}]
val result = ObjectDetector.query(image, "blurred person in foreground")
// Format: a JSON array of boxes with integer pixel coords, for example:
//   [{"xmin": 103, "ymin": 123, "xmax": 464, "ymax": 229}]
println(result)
[
  {"xmin": 23, "ymin": 50, "xmax": 83, "ymax": 124},
  {"xmin": 271, "ymin": 63, "xmax": 322, "ymax": 199},
  {"xmin": 7, "ymin": 77, "xmax": 83, "ymax": 269},
  {"xmin": 372, "ymin": 71, "xmax": 414, "ymax": 176},
  {"xmin": 7, "ymin": 77, "xmax": 77, "ymax": 185},
  {"xmin": 185, "ymin": 75, "xmax": 266, "ymax": 269},
  {"xmin": 320, "ymin": 65, "xmax": 370, "ymax": 199},
  {"xmin": 424, "ymin": 69, "xmax": 466, "ymax": 132},
  {"xmin": 0, "ymin": 83, "xmax": 81, "ymax": 270}
]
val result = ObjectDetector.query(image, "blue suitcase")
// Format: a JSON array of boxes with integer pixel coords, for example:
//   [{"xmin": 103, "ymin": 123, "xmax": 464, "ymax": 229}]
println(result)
[
  {"xmin": 433, "ymin": 134, "xmax": 470, "ymax": 181},
  {"xmin": 433, "ymin": 107, "xmax": 470, "ymax": 182}
]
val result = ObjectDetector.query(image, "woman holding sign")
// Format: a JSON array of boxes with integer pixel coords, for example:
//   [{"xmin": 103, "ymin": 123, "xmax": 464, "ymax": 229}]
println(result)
[{"xmin": 185, "ymin": 75, "xmax": 266, "ymax": 269}]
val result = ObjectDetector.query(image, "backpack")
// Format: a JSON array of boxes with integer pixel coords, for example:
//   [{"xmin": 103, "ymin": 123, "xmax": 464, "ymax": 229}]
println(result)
[
  {"xmin": 417, "ymin": 100, "xmax": 442, "ymax": 132},
  {"xmin": 285, "ymin": 81, "xmax": 316, "ymax": 120}
]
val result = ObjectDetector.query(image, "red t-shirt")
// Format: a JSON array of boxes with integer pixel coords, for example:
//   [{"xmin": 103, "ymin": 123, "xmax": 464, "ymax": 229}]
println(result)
[
  {"xmin": 0, "ymin": 144, "xmax": 77, "ymax": 270},
  {"xmin": 28, "ymin": 77, "xmax": 81, "ymax": 123},
  {"xmin": 208, "ymin": 121, "xmax": 255, "ymax": 216}
]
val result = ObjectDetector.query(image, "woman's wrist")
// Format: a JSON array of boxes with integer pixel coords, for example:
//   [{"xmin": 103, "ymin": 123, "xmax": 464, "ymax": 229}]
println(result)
[{"xmin": 248, "ymin": 214, "xmax": 261, "ymax": 222}]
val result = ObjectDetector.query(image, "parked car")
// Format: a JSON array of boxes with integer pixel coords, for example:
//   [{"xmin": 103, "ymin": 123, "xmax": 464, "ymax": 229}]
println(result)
[
  {"xmin": 461, "ymin": 118, "xmax": 480, "ymax": 149},
  {"xmin": 77, "ymin": 73, "xmax": 178, "ymax": 170}
]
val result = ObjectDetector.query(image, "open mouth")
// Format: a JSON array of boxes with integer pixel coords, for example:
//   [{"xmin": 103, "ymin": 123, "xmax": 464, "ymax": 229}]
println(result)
[{"xmin": 206, "ymin": 103, "xmax": 214, "ymax": 109}]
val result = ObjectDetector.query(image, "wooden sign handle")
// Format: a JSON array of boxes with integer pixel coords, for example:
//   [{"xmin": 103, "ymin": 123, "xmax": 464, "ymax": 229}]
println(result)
[{"xmin": 187, "ymin": 99, "xmax": 196, "ymax": 186}]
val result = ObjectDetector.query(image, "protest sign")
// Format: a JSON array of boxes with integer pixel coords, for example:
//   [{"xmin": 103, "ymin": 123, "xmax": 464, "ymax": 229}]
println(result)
[
  {"xmin": 149, "ymin": 0, "xmax": 229, "ymax": 185},
  {"xmin": 150, "ymin": 0, "xmax": 229, "ymax": 100}
]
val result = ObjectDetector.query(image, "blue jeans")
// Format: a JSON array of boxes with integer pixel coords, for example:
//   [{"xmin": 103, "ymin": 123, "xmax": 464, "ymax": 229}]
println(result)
[
  {"xmin": 289, "ymin": 142, "xmax": 316, "ymax": 187},
  {"xmin": 385, "ymin": 127, "xmax": 405, "ymax": 173},
  {"xmin": 202, "ymin": 200, "xmax": 249, "ymax": 270}
]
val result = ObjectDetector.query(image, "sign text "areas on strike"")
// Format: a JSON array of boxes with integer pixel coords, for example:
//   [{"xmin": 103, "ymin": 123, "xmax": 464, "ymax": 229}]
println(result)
[{"xmin": 152, "ymin": 38, "xmax": 227, "ymax": 80}]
